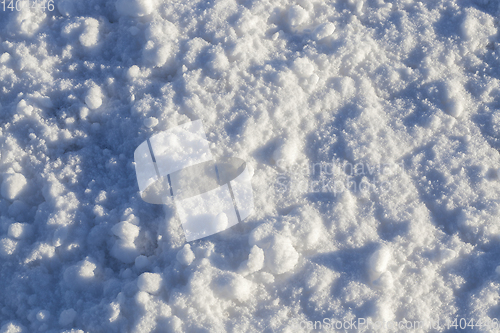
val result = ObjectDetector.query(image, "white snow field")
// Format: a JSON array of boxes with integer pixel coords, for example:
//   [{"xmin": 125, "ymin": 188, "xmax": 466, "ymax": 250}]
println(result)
[{"xmin": 1, "ymin": 0, "xmax": 500, "ymax": 332}]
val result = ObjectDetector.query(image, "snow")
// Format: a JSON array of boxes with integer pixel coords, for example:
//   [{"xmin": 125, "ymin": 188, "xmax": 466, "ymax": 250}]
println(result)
[
  {"xmin": 84, "ymin": 85, "xmax": 103, "ymax": 110},
  {"xmin": 288, "ymin": 5, "xmax": 309, "ymax": 28},
  {"xmin": 35, "ymin": 310, "xmax": 50, "ymax": 322},
  {"xmin": 1, "ymin": 173, "xmax": 27, "ymax": 200},
  {"xmin": 176, "ymin": 244, "xmax": 195, "ymax": 266},
  {"xmin": 143, "ymin": 117, "xmax": 158, "ymax": 128},
  {"xmin": 112, "ymin": 221, "xmax": 140, "ymax": 242},
  {"xmin": 135, "ymin": 255, "xmax": 150, "ymax": 270},
  {"xmin": 0, "ymin": 323, "xmax": 25, "ymax": 333},
  {"xmin": 212, "ymin": 272, "xmax": 252, "ymax": 302},
  {"xmin": 1, "ymin": 0, "xmax": 500, "ymax": 331},
  {"xmin": 313, "ymin": 22, "xmax": 336, "ymax": 41},
  {"xmin": 292, "ymin": 57, "xmax": 315, "ymax": 79},
  {"xmin": 238, "ymin": 245, "xmax": 264, "ymax": 276},
  {"xmin": 368, "ymin": 246, "xmax": 392, "ymax": 283},
  {"xmin": 116, "ymin": 0, "xmax": 156, "ymax": 18},
  {"xmin": 213, "ymin": 212, "xmax": 228, "ymax": 231},
  {"xmin": 137, "ymin": 272, "xmax": 163, "ymax": 295},
  {"xmin": 58, "ymin": 309, "xmax": 76, "ymax": 327},
  {"xmin": 111, "ymin": 221, "xmax": 141, "ymax": 263},
  {"xmin": 264, "ymin": 235, "xmax": 299, "ymax": 275},
  {"xmin": 111, "ymin": 239, "xmax": 140, "ymax": 264},
  {"xmin": 7, "ymin": 222, "xmax": 31, "ymax": 239},
  {"xmin": 63, "ymin": 258, "xmax": 97, "ymax": 287},
  {"xmin": 272, "ymin": 139, "xmax": 299, "ymax": 169},
  {"xmin": 0, "ymin": 237, "xmax": 17, "ymax": 257}
]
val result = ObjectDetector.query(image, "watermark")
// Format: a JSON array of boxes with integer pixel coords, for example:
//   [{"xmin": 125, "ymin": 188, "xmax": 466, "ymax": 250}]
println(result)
[
  {"xmin": 290, "ymin": 317, "xmax": 500, "ymax": 331},
  {"xmin": 275, "ymin": 159, "xmax": 404, "ymax": 197},
  {"xmin": 1, "ymin": 0, "xmax": 55, "ymax": 12},
  {"xmin": 134, "ymin": 120, "xmax": 254, "ymax": 242}
]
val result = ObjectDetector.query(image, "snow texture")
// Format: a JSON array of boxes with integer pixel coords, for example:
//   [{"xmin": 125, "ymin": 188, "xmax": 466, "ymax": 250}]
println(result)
[{"xmin": 1, "ymin": 0, "xmax": 500, "ymax": 332}]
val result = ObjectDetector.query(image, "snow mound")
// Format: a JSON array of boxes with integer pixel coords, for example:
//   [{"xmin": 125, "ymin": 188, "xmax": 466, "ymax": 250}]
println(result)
[
  {"xmin": 137, "ymin": 272, "xmax": 163, "ymax": 295},
  {"xmin": 1, "ymin": 173, "xmax": 27, "ymax": 201},
  {"xmin": 85, "ymin": 85, "xmax": 103, "ymax": 110},
  {"xmin": 176, "ymin": 244, "xmax": 195, "ymax": 266},
  {"xmin": 116, "ymin": 0, "xmax": 156, "ymax": 17}
]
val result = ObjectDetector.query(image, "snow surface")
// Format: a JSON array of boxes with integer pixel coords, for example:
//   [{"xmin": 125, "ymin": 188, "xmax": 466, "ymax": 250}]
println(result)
[{"xmin": 1, "ymin": 0, "xmax": 500, "ymax": 332}]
